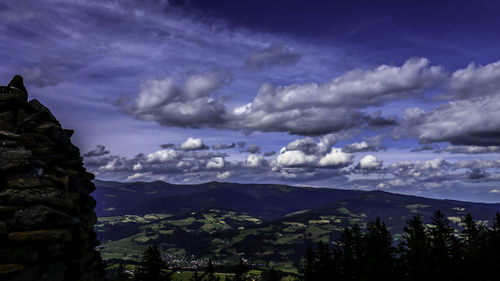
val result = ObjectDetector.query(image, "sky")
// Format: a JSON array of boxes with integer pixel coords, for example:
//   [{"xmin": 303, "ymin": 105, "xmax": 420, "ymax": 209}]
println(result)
[{"xmin": 2, "ymin": 0, "xmax": 500, "ymax": 202}]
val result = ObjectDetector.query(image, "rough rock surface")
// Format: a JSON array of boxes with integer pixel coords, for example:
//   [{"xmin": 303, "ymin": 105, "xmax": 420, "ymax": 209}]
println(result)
[{"xmin": 0, "ymin": 76, "xmax": 105, "ymax": 281}]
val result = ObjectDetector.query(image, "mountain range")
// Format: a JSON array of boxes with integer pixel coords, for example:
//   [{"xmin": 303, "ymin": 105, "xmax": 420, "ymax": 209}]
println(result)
[{"xmin": 93, "ymin": 180, "xmax": 500, "ymax": 270}]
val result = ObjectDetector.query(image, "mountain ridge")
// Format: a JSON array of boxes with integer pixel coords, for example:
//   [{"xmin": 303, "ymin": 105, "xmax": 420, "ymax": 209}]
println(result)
[
  {"xmin": 93, "ymin": 179, "xmax": 500, "ymax": 217},
  {"xmin": 93, "ymin": 180, "xmax": 500, "ymax": 268}
]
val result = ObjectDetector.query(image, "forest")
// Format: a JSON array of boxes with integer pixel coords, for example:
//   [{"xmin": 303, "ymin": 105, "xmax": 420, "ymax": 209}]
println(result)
[{"xmin": 110, "ymin": 210, "xmax": 500, "ymax": 281}]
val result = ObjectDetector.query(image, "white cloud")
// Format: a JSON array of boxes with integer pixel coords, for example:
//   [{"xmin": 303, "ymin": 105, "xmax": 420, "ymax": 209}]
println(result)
[
  {"xmin": 347, "ymin": 141, "xmax": 369, "ymax": 151},
  {"xmin": 277, "ymin": 150, "xmax": 317, "ymax": 167},
  {"xmin": 206, "ymin": 157, "xmax": 225, "ymax": 169},
  {"xmin": 318, "ymin": 148, "xmax": 353, "ymax": 168},
  {"xmin": 421, "ymin": 158, "xmax": 445, "ymax": 170},
  {"xmin": 99, "ymin": 158, "xmax": 119, "ymax": 171},
  {"xmin": 443, "ymin": 145, "xmax": 500, "ymax": 154},
  {"xmin": 447, "ymin": 60, "xmax": 500, "ymax": 99},
  {"xmin": 276, "ymin": 136, "xmax": 353, "ymax": 169},
  {"xmin": 343, "ymin": 135, "xmax": 385, "ymax": 153},
  {"xmin": 136, "ymin": 77, "xmax": 177, "ymax": 109},
  {"xmin": 127, "ymin": 72, "xmax": 230, "ymax": 128},
  {"xmin": 453, "ymin": 159, "xmax": 500, "ymax": 170},
  {"xmin": 216, "ymin": 171, "xmax": 231, "ymax": 180},
  {"xmin": 402, "ymin": 96, "xmax": 500, "ymax": 146},
  {"xmin": 146, "ymin": 149, "xmax": 178, "ymax": 163},
  {"xmin": 126, "ymin": 172, "xmax": 149, "ymax": 181},
  {"xmin": 246, "ymin": 154, "xmax": 263, "ymax": 167},
  {"xmin": 386, "ymin": 179, "xmax": 416, "ymax": 187},
  {"xmin": 185, "ymin": 72, "xmax": 230, "ymax": 99},
  {"xmin": 125, "ymin": 58, "xmax": 443, "ymax": 136},
  {"xmin": 358, "ymin": 155, "xmax": 383, "ymax": 170},
  {"xmin": 133, "ymin": 163, "xmax": 143, "ymax": 171},
  {"xmin": 234, "ymin": 103, "xmax": 252, "ymax": 115},
  {"xmin": 250, "ymin": 58, "xmax": 443, "ymax": 111},
  {"xmin": 180, "ymin": 137, "xmax": 207, "ymax": 151}
]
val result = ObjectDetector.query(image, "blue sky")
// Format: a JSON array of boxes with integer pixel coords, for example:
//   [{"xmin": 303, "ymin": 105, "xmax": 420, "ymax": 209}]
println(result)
[{"xmin": 2, "ymin": 0, "xmax": 500, "ymax": 202}]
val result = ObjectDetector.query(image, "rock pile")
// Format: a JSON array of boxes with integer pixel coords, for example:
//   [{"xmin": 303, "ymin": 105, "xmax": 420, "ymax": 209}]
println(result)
[{"xmin": 0, "ymin": 76, "xmax": 104, "ymax": 281}]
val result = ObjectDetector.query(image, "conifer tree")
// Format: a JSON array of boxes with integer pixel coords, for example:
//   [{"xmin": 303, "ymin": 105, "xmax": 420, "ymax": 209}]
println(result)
[
  {"xmin": 428, "ymin": 210, "xmax": 456, "ymax": 280},
  {"xmin": 363, "ymin": 218, "xmax": 395, "ymax": 281},
  {"xmin": 485, "ymin": 212, "xmax": 500, "ymax": 280},
  {"xmin": 300, "ymin": 245, "xmax": 316, "ymax": 281},
  {"xmin": 338, "ymin": 224, "xmax": 364, "ymax": 280},
  {"xmin": 458, "ymin": 213, "xmax": 486, "ymax": 281},
  {"xmin": 315, "ymin": 241, "xmax": 333, "ymax": 281},
  {"xmin": 134, "ymin": 245, "xmax": 171, "ymax": 281},
  {"xmin": 297, "ymin": 213, "xmax": 500, "ymax": 281},
  {"xmin": 400, "ymin": 215, "xmax": 431, "ymax": 281}
]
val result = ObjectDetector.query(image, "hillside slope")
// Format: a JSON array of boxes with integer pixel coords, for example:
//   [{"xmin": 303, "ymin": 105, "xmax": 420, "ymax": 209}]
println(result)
[{"xmin": 93, "ymin": 180, "xmax": 500, "ymax": 268}]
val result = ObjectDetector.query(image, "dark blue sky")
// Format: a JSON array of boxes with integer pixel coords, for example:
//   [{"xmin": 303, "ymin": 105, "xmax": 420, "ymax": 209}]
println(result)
[
  {"xmin": 182, "ymin": 0, "xmax": 500, "ymax": 66},
  {"xmin": 2, "ymin": 0, "xmax": 500, "ymax": 202}
]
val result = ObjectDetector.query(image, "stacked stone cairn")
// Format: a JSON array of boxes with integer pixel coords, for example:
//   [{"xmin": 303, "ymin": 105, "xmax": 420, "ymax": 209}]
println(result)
[{"xmin": 0, "ymin": 76, "xmax": 104, "ymax": 281}]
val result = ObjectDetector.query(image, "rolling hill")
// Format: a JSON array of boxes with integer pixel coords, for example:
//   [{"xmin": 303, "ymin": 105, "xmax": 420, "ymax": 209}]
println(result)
[{"xmin": 93, "ymin": 180, "xmax": 500, "ymax": 270}]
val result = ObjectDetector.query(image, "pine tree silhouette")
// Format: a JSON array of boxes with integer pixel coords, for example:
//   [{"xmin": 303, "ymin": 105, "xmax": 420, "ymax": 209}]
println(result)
[
  {"xmin": 485, "ymin": 212, "xmax": 500, "ymax": 280},
  {"xmin": 299, "ymin": 244, "xmax": 316, "ymax": 281},
  {"xmin": 339, "ymin": 224, "xmax": 364, "ymax": 280},
  {"xmin": 315, "ymin": 241, "xmax": 333, "ymax": 281},
  {"xmin": 363, "ymin": 218, "xmax": 395, "ymax": 281},
  {"xmin": 134, "ymin": 245, "xmax": 172, "ymax": 281},
  {"xmin": 428, "ymin": 210, "xmax": 456, "ymax": 280},
  {"xmin": 297, "ymin": 213, "xmax": 500, "ymax": 281},
  {"xmin": 399, "ymin": 215, "xmax": 431, "ymax": 281}
]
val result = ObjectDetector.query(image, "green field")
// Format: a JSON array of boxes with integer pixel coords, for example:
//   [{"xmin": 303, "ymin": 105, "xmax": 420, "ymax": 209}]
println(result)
[{"xmin": 94, "ymin": 182, "xmax": 500, "ymax": 272}]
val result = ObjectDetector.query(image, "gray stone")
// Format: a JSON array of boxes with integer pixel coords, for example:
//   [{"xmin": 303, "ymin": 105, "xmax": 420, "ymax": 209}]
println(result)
[
  {"xmin": 0, "ymin": 245, "xmax": 39, "ymax": 263},
  {"xmin": 0, "ymin": 76, "xmax": 104, "ymax": 281},
  {"xmin": 0, "ymin": 205, "xmax": 24, "ymax": 220},
  {"xmin": 0, "ymin": 110, "xmax": 14, "ymax": 121},
  {"xmin": 0, "ymin": 147, "xmax": 31, "ymax": 171},
  {"xmin": 0, "ymin": 263, "xmax": 25, "ymax": 275},
  {"xmin": 0, "ymin": 130, "xmax": 21, "ymax": 140},
  {"xmin": 0, "ymin": 139, "xmax": 21, "ymax": 147},
  {"xmin": 0, "ymin": 119, "xmax": 13, "ymax": 131},
  {"xmin": 0, "ymin": 221, "xmax": 7, "ymax": 236},
  {"xmin": 7, "ymin": 75, "xmax": 27, "ymax": 95},
  {"xmin": 34, "ymin": 121, "xmax": 58, "ymax": 134},
  {"xmin": 15, "ymin": 109, "xmax": 29, "ymax": 123},
  {"xmin": 64, "ymin": 129, "xmax": 74, "ymax": 138},
  {"xmin": 14, "ymin": 205, "xmax": 79, "ymax": 229},
  {"xmin": 28, "ymin": 99, "xmax": 56, "ymax": 121},
  {"xmin": 8, "ymin": 229, "xmax": 72, "ymax": 244},
  {"xmin": 0, "ymin": 85, "xmax": 27, "ymax": 103},
  {"xmin": 6, "ymin": 175, "xmax": 40, "ymax": 188},
  {"xmin": 0, "ymin": 187, "xmax": 76, "ymax": 211},
  {"xmin": 8, "ymin": 265, "xmax": 44, "ymax": 281}
]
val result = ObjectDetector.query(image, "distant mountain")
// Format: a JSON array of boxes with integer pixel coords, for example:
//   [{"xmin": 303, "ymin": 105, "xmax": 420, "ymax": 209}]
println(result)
[
  {"xmin": 93, "ymin": 180, "xmax": 364, "ymax": 219},
  {"xmin": 276, "ymin": 190, "xmax": 500, "ymax": 234},
  {"xmin": 93, "ymin": 180, "xmax": 500, "ymax": 269}
]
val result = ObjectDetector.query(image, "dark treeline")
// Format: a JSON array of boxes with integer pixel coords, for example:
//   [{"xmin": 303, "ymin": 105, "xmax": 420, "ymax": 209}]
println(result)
[{"xmin": 299, "ymin": 210, "xmax": 500, "ymax": 281}]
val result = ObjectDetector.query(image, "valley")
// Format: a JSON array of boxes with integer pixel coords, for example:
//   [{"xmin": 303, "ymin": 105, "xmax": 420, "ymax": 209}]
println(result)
[{"xmin": 93, "ymin": 180, "xmax": 500, "ymax": 273}]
